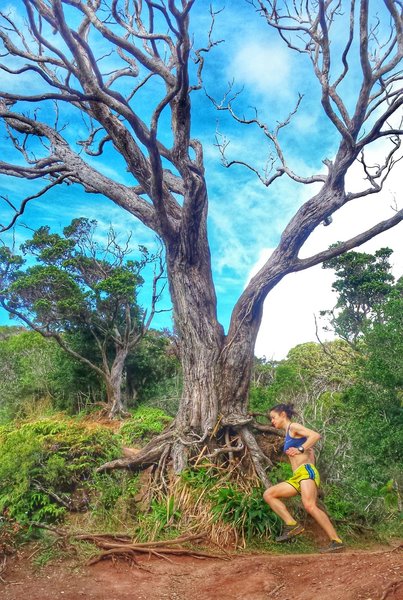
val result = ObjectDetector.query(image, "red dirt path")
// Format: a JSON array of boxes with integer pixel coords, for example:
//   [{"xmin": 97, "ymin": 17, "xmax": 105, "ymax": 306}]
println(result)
[{"xmin": 2, "ymin": 544, "xmax": 402, "ymax": 600}]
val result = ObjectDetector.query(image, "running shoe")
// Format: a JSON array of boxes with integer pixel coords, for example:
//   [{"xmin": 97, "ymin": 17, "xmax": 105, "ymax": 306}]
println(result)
[
  {"xmin": 319, "ymin": 540, "xmax": 345, "ymax": 553},
  {"xmin": 275, "ymin": 524, "xmax": 305, "ymax": 542}
]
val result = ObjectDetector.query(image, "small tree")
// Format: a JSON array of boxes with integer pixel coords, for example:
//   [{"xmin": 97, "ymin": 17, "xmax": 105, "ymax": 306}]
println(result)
[
  {"xmin": 363, "ymin": 278, "xmax": 403, "ymax": 390},
  {"xmin": 0, "ymin": 218, "xmax": 164, "ymax": 418},
  {"xmin": 321, "ymin": 248, "xmax": 395, "ymax": 343}
]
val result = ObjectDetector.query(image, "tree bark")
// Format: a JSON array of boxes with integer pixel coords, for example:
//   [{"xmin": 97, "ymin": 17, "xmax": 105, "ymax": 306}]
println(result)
[
  {"xmin": 154, "ymin": 214, "xmax": 270, "ymax": 472},
  {"xmin": 104, "ymin": 348, "xmax": 129, "ymax": 419},
  {"xmin": 165, "ymin": 220, "xmax": 224, "ymax": 431}
]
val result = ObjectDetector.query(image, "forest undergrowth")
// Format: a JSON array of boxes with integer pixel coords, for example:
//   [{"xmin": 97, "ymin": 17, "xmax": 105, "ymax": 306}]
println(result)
[{"xmin": 1, "ymin": 402, "xmax": 401, "ymax": 571}]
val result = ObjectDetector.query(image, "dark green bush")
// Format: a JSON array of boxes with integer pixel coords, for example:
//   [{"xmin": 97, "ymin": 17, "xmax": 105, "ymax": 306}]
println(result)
[
  {"xmin": 0, "ymin": 418, "xmax": 121, "ymax": 524},
  {"xmin": 211, "ymin": 485, "xmax": 281, "ymax": 540},
  {"xmin": 120, "ymin": 406, "xmax": 172, "ymax": 445}
]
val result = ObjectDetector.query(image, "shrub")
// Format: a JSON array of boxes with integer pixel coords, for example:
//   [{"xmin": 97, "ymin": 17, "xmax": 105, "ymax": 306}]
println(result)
[
  {"xmin": 211, "ymin": 484, "xmax": 280, "ymax": 540},
  {"xmin": 120, "ymin": 406, "xmax": 172, "ymax": 445},
  {"xmin": 181, "ymin": 465, "xmax": 282, "ymax": 543},
  {"xmin": 0, "ymin": 417, "xmax": 121, "ymax": 525}
]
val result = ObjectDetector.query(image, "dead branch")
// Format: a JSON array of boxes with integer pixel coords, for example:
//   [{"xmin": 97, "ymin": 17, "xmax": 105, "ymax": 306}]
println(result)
[
  {"xmin": 0, "ymin": 555, "xmax": 7, "ymax": 584},
  {"xmin": 29, "ymin": 524, "xmax": 228, "ymax": 565},
  {"xmin": 294, "ymin": 209, "xmax": 403, "ymax": 271},
  {"xmin": 32, "ymin": 480, "xmax": 73, "ymax": 511},
  {"xmin": 211, "ymin": 91, "xmax": 326, "ymax": 187},
  {"xmin": 380, "ymin": 579, "xmax": 403, "ymax": 600},
  {"xmin": 250, "ymin": 421, "xmax": 284, "ymax": 437}
]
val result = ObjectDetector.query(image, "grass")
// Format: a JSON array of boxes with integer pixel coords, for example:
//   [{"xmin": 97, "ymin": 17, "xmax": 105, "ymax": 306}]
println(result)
[{"xmin": 2, "ymin": 412, "xmax": 401, "ymax": 556}]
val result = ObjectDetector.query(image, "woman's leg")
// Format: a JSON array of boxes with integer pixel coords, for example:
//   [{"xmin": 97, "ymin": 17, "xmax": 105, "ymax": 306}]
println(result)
[
  {"xmin": 300, "ymin": 479, "xmax": 341, "ymax": 541},
  {"xmin": 263, "ymin": 482, "xmax": 298, "ymax": 523}
]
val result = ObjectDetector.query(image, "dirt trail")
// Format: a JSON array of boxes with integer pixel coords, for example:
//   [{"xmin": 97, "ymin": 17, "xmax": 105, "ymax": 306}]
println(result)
[{"xmin": 1, "ymin": 544, "xmax": 402, "ymax": 600}]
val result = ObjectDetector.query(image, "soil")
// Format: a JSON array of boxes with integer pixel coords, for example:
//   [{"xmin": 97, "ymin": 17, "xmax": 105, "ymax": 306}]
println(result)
[{"xmin": 1, "ymin": 542, "xmax": 402, "ymax": 600}]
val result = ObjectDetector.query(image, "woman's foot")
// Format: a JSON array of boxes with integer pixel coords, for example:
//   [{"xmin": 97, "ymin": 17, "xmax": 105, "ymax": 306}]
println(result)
[
  {"xmin": 275, "ymin": 523, "xmax": 305, "ymax": 542},
  {"xmin": 319, "ymin": 540, "xmax": 345, "ymax": 553}
]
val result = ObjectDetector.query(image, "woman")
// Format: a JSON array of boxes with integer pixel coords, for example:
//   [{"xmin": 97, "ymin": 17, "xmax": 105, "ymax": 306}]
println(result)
[{"xmin": 263, "ymin": 403, "xmax": 344, "ymax": 553}]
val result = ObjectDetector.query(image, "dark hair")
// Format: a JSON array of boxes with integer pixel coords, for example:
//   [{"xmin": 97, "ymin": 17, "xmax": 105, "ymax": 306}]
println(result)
[{"xmin": 269, "ymin": 403, "xmax": 295, "ymax": 419}]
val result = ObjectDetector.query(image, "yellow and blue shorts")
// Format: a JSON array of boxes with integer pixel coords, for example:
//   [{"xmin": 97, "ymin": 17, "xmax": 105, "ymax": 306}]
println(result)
[{"xmin": 286, "ymin": 463, "xmax": 320, "ymax": 493}]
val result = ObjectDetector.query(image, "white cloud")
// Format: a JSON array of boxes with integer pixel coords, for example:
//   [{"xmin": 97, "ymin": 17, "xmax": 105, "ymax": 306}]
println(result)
[
  {"xmin": 229, "ymin": 41, "xmax": 293, "ymax": 99},
  {"xmin": 251, "ymin": 153, "xmax": 403, "ymax": 360}
]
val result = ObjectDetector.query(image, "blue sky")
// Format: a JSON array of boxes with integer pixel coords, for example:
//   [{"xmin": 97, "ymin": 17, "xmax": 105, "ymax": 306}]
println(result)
[{"xmin": 0, "ymin": 1, "xmax": 402, "ymax": 358}]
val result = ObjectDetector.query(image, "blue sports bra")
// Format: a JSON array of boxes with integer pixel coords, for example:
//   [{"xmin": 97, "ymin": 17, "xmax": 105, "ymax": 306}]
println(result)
[{"xmin": 283, "ymin": 425, "xmax": 307, "ymax": 452}]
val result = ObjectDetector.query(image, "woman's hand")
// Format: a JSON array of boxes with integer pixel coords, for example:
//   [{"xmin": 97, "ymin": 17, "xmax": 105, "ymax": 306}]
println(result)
[{"xmin": 285, "ymin": 447, "xmax": 300, "ymax": 457}]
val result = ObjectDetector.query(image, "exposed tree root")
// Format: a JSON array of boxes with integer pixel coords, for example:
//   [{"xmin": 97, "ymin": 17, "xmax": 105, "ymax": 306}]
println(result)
[
  {"xmin": 0, "ymin": 555, "xmax": 7, "ymax": 584},
  {"xmin": 96, "ymin": 419, "xmax": 284, "ymax": 491},
  {"xmin": 96, "ymin": 429, "xmax": 176, "ymax": 473},
  {"xmin": 380, "ymin": 579, "xmax": 403, "ymax": 600},
  {"xmin": 29, "ymin": 524, "xmax": 228, "ymax": 566}
]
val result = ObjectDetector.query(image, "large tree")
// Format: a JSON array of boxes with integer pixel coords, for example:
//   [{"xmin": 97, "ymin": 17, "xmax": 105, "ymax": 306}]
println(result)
[{"xmin": 0, "ymin": 1, "xmax": 402, "ymax": 481}]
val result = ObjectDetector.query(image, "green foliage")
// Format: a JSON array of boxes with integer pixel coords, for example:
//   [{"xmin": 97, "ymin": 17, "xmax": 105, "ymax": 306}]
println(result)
[
  {"xmin": 120, "ymin": 406, "xmax": 172, "ymax": 445},
  {"xmin": 248, "ymin": 385, "xmax": 272, "ymax": 415},
  {"xmin": 311, "ymin": 376, "xmax": 402, "ymax": 528},
  {"xmin": 211, "ymin": 485, "xmax": 280, "ymax": 540},
  {"xmin": 181, "ymin": 465, "xmax": 282, "ymax": 542},
  {"xmin": 125, "ymin": 331, "xmax": 180, "ymax": 408},
  {"xmin": 363, "ymin": 290, "xmax": 403, "ymax": 389},
  {"xmin": 0, "ymin": 323, "xmax": 179, "ymax": 422},
  {"xmin": 135, "ymin": 497, "xmax": 182, "ymax": 541},
  {"xmin": 322, "ymin": 247, "xmax": 395, "ymax": 342},
  {"xmin": 268, "ymin": 462, "xmax": 293, "ymax": 484},
  {"xmin": 0, "ymin": 328, "xmax": 104, "ymax": 422},
  {"xmin": 248, "ymin": 340, "xmax": 355, "ymax": 416},
  {"xmin": 248, "ymin": 279, "xmax": 402, "ymax": 534},
  {"xmin": 0, "ymin": 330, "xmax": 54, "ymax": 420},
  {"xmin": 179, "ymin": 464, "xmax": 219, "ymax": 489},
  {"xmin": 0, "ymin": 331, "xmax": 68, "ymax": 418},
  {"xmin": 0, "ymin": 218, "xmax": 164, "ymax": 417},
  {"xmin": 343, "ymin": 384, "xmax": 402, "ymax": 478},
  {"xmin": 0, "ymin": 418, "xmax": 121, "ymax": 525},
  {"xmin": 88, "ymin": 471, "xmax": 140, "ymax": 529},
  {"xmin": 321, "ymin": 484, "xmax": 357, "ymax": 522},
  {"xmin": 2, "ymin": 219, "xmax": 146, "ymax": 336},
  {"xmin": 32, "ymin": 542, "xmax": 65, "ymax": 568}
]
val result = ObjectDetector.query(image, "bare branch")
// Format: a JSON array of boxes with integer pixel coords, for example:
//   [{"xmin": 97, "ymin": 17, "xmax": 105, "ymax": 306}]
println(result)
[
  {"xmin": 0, "ymin": 174, "xmax": 72, "ymax": 233},
  {"xmin": 347, "ymin": 136, "xmax": 402, "ymax": 201},
  {"xmin": 0, "ymin": 297, "xmax": 106, "ymax": 377},
  {"xmin": 210, "ymin": 90, "xmax": 326, "ymax": 186},
  {"xmin": 294, "ymin": 209, "xmax": 403, "ymax": 271},
  {"xmin": 190, "ymin": 5, "xmax": 225, "ymax": 92},
  {"xmin": 0, "ymin": 107, "xmax": 160, "ymax": 230},
  {"xmin": 140, "ymin": 247, "xmax": 166, "ymax": 338}
]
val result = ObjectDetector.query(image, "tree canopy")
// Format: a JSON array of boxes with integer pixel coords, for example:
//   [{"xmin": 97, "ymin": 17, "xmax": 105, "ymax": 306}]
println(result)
[
  {"xmin": 321, "ymin": 247, "xmax": 396, "ymax": 343},
  {"xmin": 0, "ymin": 217, "xmax": 164, "ymax": 417}
]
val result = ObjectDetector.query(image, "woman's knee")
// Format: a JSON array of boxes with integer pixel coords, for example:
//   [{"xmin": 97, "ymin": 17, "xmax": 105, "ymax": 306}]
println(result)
[
  {"xmin": 302, "ymin": 499, "xmax": 317, "ymax": 514},
  {"xmin": 263, "ymin": 488, "xmax": 277, "ymax": 504}
]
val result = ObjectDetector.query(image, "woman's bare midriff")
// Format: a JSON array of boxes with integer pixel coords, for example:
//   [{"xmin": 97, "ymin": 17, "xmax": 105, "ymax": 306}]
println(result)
[{"xmin": 288, "ymin": 447, "xmax": 316, "ymax": 471}]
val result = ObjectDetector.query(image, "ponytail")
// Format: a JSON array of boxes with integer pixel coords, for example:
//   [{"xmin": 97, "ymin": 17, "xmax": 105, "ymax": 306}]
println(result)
[{"xmin": 270, "ymin": 403, "xmax": 296, "ymax": 419}]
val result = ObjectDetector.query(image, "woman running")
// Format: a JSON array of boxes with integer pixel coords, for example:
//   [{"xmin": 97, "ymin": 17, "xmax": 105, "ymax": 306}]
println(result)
[{"xmin": 263, "ymin": 403, "xmax": 344, "ymax": 553}]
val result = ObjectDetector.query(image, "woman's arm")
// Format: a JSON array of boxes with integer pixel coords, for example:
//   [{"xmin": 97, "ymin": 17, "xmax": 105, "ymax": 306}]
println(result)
[{"xmin": 286, "ymin": 422, "xmax": 321, "ymax": 456}]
